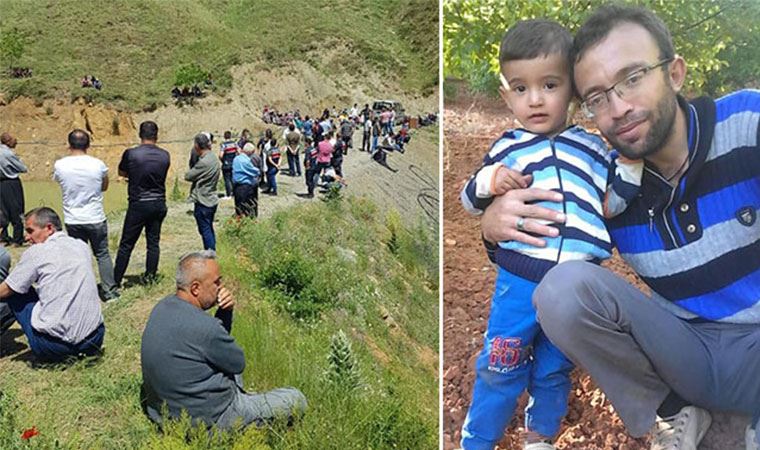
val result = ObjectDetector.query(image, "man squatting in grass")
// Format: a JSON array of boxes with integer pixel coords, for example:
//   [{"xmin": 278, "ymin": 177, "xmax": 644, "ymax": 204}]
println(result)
[
  {"xmin": 459, "ymin": 19, "xmax": 641, "ymax": 450},
  {"xmin": 141, "ymin": 251, "xmax": 307, "ymax": 430},
  {"xmin": 480, "ymin": 4, "xmax": 760, "ymax": 450},
  {"xmin": 0, "ymin": 207, "xmax": 105, "ymax": 362},
  {"xmin": 186, "ymin": 132, "xmax": 220, "ymax": 251}
]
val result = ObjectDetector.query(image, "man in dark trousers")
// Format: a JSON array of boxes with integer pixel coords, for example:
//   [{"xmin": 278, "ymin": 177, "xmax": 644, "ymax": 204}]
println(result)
[
  {"xmin": 0, "ymin": 133, "xmax": 27, "ymax": 246},
  {"xmin": 141, "ymin": 251, "xmax": 307, "ymax": 429},
  {"xmin": 114, "ymin": 121, "xmax": 171, "ymax": 286},
  {"xmin": 219, "ymin": 131, "xmax": 238, "ymax": 198},
  {"xmin": 339, "ymin": 119, "xmax": 354, "ymax": 155}
]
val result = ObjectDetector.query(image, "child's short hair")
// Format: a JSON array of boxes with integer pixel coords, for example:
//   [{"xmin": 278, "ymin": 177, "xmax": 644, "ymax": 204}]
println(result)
[{"xmin": 499, "ymin": 19, "xmax": 573, "ymax": 67}]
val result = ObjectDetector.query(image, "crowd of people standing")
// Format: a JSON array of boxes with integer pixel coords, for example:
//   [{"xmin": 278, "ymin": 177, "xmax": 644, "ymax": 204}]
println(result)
[
  {"xmin": 0, "ymin": 120, "xmax": 307, "ymax": 432},
  {"xmin": 0, "ymin": 100, "xmax": 418, "ymax": 362}
]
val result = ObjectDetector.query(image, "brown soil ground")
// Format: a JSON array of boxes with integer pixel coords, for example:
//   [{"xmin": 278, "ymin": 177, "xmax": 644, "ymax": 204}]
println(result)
[
  {"xmin": 442, "ymin": 90, "xmax": 749, "ymax": 450},
  {"xmin": 0, "ymin": 61, "xmax": 437, "ymax": 182}
]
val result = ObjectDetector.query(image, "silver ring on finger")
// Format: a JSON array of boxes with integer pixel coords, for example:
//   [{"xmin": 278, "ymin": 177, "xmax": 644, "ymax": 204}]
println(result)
[{"xmin": 516, "ymin": 217, "xmax": 526, "ymax": 231}]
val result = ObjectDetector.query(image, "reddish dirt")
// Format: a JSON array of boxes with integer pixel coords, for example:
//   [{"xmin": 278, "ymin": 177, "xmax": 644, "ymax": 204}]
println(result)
[{"xmin": 442, "ymin": 92, "xmax": 652, "ymax": 450}]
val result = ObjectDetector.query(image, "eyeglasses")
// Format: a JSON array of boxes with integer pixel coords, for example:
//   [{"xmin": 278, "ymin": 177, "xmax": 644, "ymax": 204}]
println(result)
[{"xmin": 580, "ymin": 58, "xmax": 673, "ymax": 118}]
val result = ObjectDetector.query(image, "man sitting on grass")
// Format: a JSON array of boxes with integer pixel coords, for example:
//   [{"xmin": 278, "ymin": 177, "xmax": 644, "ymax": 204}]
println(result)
[
  {"xmin": 0, "ymin": 207, "xmax": 105, "ymax": 362},
  {"xmin": 140, "ymin": 251, "xmax": 307, "ymax": 430}
]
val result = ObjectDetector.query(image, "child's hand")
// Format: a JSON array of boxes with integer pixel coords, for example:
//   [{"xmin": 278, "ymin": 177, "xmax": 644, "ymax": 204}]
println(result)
[{"xmin": 492, "ymin": 165, "xmax": 531, "ymax": 195}]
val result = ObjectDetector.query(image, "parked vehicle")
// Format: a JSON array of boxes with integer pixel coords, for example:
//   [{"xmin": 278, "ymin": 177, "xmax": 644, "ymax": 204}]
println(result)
[{"xmin": 372, "ymin": 100, "xmax": 405, "ymax": 124}]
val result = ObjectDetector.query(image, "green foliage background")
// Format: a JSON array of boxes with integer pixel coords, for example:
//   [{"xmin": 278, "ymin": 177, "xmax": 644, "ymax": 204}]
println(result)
[
  {"xmin": 444, "ymin": 0, "xmax": 760, "ymax": 97},
  {"xmin": 0, "ymin": 28, "xmax": 24, "ymax": 69},
  {"xmin": 0, "ymin": 197, "xmax": 438, "ymax": 450}
]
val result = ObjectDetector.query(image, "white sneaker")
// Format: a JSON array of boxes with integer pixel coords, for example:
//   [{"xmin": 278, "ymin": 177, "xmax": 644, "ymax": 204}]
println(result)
[
  {"xmin": 650, "ymin": 406, "xmax": 712, "ymax": 450},
  {"xmin": 747, "ymin": 426, "xmax": 759, "ymax": 450},
  {"xmin": 524, "ymin": 443, "xmax": 556, "ymax": 450},
  {"xmin": 523, "ymin": 430, "xmax": 556, "ymax": 450}
]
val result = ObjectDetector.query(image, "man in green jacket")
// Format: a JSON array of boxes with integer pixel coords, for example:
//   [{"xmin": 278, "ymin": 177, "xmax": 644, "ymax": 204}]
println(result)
[{"xmin": 185, "ymin": 133, "xmax": 220, "ymax": 251}]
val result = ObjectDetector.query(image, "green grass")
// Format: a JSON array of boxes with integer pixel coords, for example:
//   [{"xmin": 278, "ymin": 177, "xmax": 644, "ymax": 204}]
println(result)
[
  {"xmin": 0, "ymin": 0, "xmax": 438, "ymax": 110},
  {"xmin": 0, "ymin": 196, "xmax": 438, "ymax": 449}
]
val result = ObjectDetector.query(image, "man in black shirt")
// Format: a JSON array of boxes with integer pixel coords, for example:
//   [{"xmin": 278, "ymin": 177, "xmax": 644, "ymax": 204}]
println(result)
[{"xmin": 114, "ymin": 121, "xmax": 171, "ymax": 286}]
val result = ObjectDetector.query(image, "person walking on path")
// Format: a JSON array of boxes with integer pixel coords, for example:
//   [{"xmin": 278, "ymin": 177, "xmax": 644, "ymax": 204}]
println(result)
[
  {"xmin": 219, "ymin": 131, "xmax": 238, "ymax": 198},
  {"xmin": 232, "ymin": 142, "xmax": 260, "ymax": 218},
  {"xmin": 53, "ymin": 129, "xmax": 119, "ymax": 301},
  {"xmin": 141, "ymin": 251, "xmax": 307, "ymax": 429},
  {"xmin": 186, "ymin": 133, "xmax": 220, "ymax": 251},
  {"xmin": 114, "ymin": 121, "xmax": 170, "ymax": 287},
  {"xmin": 0, "ymin": 132, "xmax": 27, "ymax": 246},
  {"xmin": 0, "ymin": 207, "xmax": 105, "ymax": 362}
]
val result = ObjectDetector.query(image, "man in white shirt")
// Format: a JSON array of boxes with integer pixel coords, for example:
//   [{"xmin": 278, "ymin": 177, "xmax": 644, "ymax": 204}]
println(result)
[{"xmin": 53, "ymin": 129, "xmax": 118, "ymax": 300}]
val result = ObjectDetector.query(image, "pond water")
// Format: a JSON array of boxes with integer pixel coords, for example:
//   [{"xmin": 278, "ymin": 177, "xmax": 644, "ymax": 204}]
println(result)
[{"xmin": 23, "ymin": 180, "xmax": 128, "ymax": 219}]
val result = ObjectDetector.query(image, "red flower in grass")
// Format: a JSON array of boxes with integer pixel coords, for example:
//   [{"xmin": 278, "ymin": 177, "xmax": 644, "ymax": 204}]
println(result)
[{"xmin": 21, "ymin": 426, "xmax": 39, "ymax": 440}]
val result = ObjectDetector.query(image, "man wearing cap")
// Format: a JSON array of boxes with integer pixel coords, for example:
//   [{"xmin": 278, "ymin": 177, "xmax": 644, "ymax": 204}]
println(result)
[
  {"xmin": 185, "ymin": 133, "xmax": 220, "ymax": 251},
  {"xmin": 114, "ymin": 121, "xmax": 171, "ymax": 286},
  {"xmin": 0, "ymin": 132, "xmax": 27, "ymax": 246},
  {"xmin": 231, "ymin": 143, "xmax": 260, "ymax": 218}
]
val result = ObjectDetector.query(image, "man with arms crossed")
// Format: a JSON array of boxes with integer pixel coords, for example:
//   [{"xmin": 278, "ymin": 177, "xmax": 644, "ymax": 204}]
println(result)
[{"xmin": 480, "ymin": 5, "xmax": 760, "ymax": 450}]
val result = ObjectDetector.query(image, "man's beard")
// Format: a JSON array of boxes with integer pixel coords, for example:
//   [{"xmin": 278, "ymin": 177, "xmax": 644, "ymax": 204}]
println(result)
[{"xmin": 607, "ymin": 91, "xmax": 677, "ymax": 160}]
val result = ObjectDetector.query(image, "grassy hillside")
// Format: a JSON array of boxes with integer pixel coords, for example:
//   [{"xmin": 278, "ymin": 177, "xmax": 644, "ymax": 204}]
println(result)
[
  {"xmin": 0, "ymin": 0, "xmax": 438, "ymax": 110},
  {"xmin": 0, "ymin": 196, "xmax": 438, "ymax": 449}
]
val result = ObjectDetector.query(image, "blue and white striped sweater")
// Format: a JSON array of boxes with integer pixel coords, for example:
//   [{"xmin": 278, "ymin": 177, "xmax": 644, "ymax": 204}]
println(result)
[
  {"xmin": 607, "ymin": 90, "xmax": 760, "ymax": 323},
  {"xmin": 461, "ymin": 126, "xmax": 631, "ymax": 282}
]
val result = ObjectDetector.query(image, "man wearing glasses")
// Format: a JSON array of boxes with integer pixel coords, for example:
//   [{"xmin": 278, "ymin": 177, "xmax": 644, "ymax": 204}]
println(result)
[{"xmin": 479, "ymin": 4, "xmax": 760, "ymax": 450}]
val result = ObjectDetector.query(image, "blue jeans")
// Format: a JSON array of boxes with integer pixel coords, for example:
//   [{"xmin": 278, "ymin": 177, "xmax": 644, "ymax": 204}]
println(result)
[
  {"xmin": 6, "ymin": 289, "xmax": 105, "ymax": 362},
  {"xmin": 193, "ymin": 203, "xmax": 217, "ymax": 251},
  {"xmin": 461, "ymin": 268, "xmax": 573, "ymax": 449},
  {"xmin": 222, "ymin": 169, "xmax": 234, "ymax": 197},
  {"xmin": 287, "ymin": 152, "xmax": 301, "ymax": 176},
  {"xmin": 266, "ymin": 168, "xmax": 278, "ymax": 194}
]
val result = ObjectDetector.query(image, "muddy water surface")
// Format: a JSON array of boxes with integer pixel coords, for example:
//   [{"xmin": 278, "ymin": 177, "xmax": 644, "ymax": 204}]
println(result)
[{"xmin": 22, "ymin": 180, "xmax": 128, "ymax": 218}]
